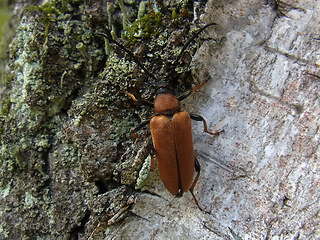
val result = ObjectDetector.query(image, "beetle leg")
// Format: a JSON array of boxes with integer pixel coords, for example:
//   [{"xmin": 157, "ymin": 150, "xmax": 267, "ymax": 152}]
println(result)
[
  {"xmin": 124, "ymin": 91, "xmax": 153, "ymax": 107},
  {"xmin": 177, "ymin": 80, "xmax": 209, "ymax": 101},
  {"xmin": 131, "ymin": 119, "xmax": 150, "ymax": 138},
  {"xmin": 189, "ymin": 158, "xmax": 210, "ymax": 213},
  {"xmin": 190, "ymin": 158, "xmax": 201, "ymax": 192},
  {"xmin": 190, "ymin": 114, "xmax": 223, "ymax": 136},
  {"xmin": 150, "ymin": 147, "xmax": 155, "ymax": 171}
]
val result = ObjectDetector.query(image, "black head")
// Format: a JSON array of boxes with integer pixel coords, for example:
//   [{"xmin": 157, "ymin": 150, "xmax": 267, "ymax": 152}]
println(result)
[{"xmin": 154, "ymin": 81, "xmax": 174, "ymax": 95}]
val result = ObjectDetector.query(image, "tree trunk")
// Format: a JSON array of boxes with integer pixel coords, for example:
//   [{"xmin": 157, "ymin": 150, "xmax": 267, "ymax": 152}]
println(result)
[{"xmin": 1, "ymin": 0, "xmax": 319, "ymax": 239}]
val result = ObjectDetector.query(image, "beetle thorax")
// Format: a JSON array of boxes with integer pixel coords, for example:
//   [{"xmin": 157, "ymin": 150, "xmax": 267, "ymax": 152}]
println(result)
[{"xmin": 154, "ymin": 93, "xmax": 180, "ymax": 115}]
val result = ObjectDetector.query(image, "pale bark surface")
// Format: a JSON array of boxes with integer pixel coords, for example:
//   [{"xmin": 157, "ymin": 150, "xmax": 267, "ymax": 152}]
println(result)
[
  {"xmin": 0, "ymin": 0, "xmax": 319, "ymax": 239},
  {"xmin": 123, "ymin": 0, "xmax": 320, "ymax": 239}
]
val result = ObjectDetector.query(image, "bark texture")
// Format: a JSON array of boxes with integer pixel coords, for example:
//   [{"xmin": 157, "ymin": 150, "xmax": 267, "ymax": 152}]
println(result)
[{"xmin": 0, "ymin": 0, "xmax": 319, "ymax": 239}]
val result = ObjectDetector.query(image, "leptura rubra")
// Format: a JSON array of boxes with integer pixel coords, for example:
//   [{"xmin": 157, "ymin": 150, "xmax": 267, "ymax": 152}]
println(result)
[{"xmin": 99, "ymin": 23, "xmax": 221, "ymax": 212}]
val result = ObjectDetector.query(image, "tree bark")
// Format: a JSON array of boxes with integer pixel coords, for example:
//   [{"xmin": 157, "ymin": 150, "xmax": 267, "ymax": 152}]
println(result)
[{"xmin": 1, "ymin": 0, "xmax": 319, "ymax": 239}]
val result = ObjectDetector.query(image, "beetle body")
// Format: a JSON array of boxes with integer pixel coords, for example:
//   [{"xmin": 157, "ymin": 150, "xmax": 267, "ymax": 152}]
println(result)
[
  {"xmin": 150, "ymin": 92, "xmax": 194, "ymax": 196},
  {"xmin": 127, "ymin": 81, "xmax": 221, "ymax": 213},
  {"xmin": 101, "ymin": 23, "xmax": 220, "ymax": 212}
]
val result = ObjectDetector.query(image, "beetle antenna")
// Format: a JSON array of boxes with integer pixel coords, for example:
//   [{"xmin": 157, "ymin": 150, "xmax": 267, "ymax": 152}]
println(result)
[
  {"xmin": 96, "ymin": 31, "xmax": 157, "ymax": 81},
  {"xmin": 171, "ymin": 23, "xmax": 216, "ymax": 71}
]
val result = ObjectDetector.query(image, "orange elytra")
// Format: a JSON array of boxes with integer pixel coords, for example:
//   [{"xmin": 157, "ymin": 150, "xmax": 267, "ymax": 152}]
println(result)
[{"xmin": 100, "ymin": 23, "xmax": 221, "ymax": 212}]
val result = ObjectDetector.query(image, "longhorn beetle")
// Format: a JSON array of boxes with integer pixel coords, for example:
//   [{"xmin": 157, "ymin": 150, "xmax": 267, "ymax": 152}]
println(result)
[{"xmin": 98, "ymin": 23, "xmax": 221, "ymax": 212}]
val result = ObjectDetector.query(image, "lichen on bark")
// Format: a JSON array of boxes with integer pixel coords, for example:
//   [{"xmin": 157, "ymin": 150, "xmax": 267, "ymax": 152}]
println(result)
[{"xmin": 0, "ymin": 0, "xmax": 212, "ymax": 239}]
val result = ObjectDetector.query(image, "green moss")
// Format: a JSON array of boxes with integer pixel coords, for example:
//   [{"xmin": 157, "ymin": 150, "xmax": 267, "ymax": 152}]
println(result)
[
  {"xmin": 26, "ymin": 0, "xmax": 81, "ymax": 16},
  {"xmin": 25, "ymin": 2, "xmax": 61, "ymax": 16},
  {"xmin": 61, "ymin": 0, "xmax": 81, "ymax": 11},
  {"xmin": 1, "ymin": 98, "xmax": 11, "ymax": 116},
  {"xmin": 24, "ymin": 0, "xmax": 84, "ymax": 49},
  {"xmin": 123, "ymin": 12, "xmax": 164, "ymax": 45},
  {"xmin": 171, "ymin": 7, "xmax": 178, "ymax": 19},
  {"xmin": 25, "ymin": 2, "xmax": 61, "ymax": 50}
]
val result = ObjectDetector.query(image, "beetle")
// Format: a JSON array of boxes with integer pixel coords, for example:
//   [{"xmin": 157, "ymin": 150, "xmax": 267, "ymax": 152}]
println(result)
[
  {"xmin": 99, "ymin": 23, "xmax": 221, "ymax": 212},
  {"xmin": 127, "ymin": 80, "xmax": 221, "ymax": 212}
]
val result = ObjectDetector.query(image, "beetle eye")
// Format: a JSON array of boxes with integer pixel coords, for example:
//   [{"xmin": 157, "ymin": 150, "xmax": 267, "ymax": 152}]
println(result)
[
  {"xmin": 154, "ymin": 80, "xmax": 173, "ymax": 95},
  {"xmin": 156, "ymin": 87, "xmax": 169, "ymax": 95}
]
